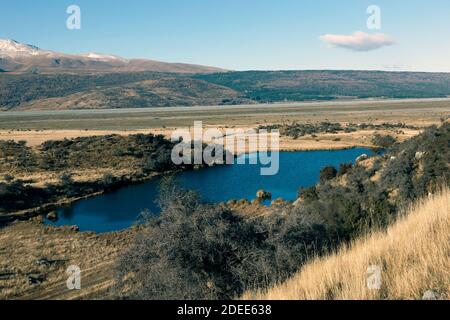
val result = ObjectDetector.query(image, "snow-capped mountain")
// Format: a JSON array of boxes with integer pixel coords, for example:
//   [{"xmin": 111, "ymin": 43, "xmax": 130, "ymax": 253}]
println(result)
[
  {"xmin": 80, "ymin": 52, "xmax": 129, "ymax": 63},
  {"xmin": 0, "ymin": 39, "xmax": 55, "ymax": 57},
  {"xmin": 0, "ymin": 39, "xmax": 225, "ymax": 74}
]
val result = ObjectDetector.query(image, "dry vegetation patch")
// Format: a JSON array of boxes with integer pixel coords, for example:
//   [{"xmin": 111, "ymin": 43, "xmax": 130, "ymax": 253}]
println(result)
[
  {"xmin": 244, "ymin": 189, "xmax": 450, "ymax": 300},
  {"xmin": 0, "ymin": 220, "xmax": 135, "ymax": 300}
]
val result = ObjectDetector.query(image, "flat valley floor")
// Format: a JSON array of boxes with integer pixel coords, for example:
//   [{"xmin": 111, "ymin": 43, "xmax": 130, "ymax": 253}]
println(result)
[{"xmin": 1, "ymin": 98, "xmax": 449, "ymax": 150}]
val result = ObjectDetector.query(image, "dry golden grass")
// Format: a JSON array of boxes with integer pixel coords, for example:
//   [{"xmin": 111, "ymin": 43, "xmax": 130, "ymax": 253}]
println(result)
[
  {"xmin": 0, "ymin": 220, "xmax": 135, "ymax": 300},
  {"xmin": 0, "ymin": 127, "xmax": 420, "ymax": 153},
  {"xmin": 243, "ymin": 188, "xmax": 450, "ymax": 300}
]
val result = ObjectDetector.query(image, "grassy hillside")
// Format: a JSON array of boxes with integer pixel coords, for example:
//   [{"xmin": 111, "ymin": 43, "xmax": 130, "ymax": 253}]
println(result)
[
  {"xmin": 2, "ymin": 70, "xmax": 450, "ymax": 110},
  {"xmin": 244, "ymin": 188, "xmax": 450, "ymax": 300},
  {"xmin": 17, "ymin": 78, "xmax": 250, "ymax": 110},
  {"xmin": 197, "ymin": 70, "xmax": 450, "ymax": 102},
  {"xmin": 0, "ymin": 72, "xmax": 249, "ymax": 110},
  {"xmin": 0, "ymin": 72, "xmax": 168, "ymax": 109}
]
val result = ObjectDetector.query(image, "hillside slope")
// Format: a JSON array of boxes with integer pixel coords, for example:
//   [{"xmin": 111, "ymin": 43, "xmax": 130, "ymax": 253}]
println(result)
[
  {"xmin": 244, "ymin": 189, "xmax": 450, "ymax": 300},
  {"xmin": 17, "ymin": 78, "xmax": 250, "ymax": 110},
  {"xmin": 0, "ymin": 73, "xmax": 250, "ymax": 110},
  {"xmin": 196, "ymin": 70, "xmax": 450, "ymax": 101},
  {"xmin": 3, "ymin": 70, "xmax": 450, "ymax": 111},
  {"xmin": 0, "ymin": 39, "xmax": 225, "ymax": 74}
]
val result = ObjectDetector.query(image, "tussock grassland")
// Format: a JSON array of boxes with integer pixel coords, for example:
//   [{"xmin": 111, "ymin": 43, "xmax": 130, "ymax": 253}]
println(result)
[{"xmin": 244, "ymin": 188, "xmax": 450, "ymax": 300}]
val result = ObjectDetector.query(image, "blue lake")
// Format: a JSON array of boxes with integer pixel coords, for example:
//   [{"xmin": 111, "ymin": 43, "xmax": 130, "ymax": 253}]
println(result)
[{"xmin": 47, "ymin": 148, "xmax": 374, "ymax": 233}]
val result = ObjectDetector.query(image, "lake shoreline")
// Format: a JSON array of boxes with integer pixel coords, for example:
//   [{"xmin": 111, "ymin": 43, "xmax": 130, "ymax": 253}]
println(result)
[
  {"xmin": 1, "ymin": 143, "xmax": 376, "ymax": 227},
  {"xmin": 0, "ymin": 170, "xmax": 175, "ymax": 226},
  {"xmin": 47, "ymin": 147, "xmax": 378, "ymax": 233},
  {"xmin": 0, "ymin": 138, "xmax": 383, "ymax": 226}
]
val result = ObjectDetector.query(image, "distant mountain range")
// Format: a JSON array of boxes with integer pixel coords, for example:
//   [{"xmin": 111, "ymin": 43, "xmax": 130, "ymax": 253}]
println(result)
[
  {"xmin": 0, "ymin": 39, "xmax": 225, "ymax": 74},
  {"xmin": 1, "ymin": 39, "xmax": 450, "ymax": 111}
]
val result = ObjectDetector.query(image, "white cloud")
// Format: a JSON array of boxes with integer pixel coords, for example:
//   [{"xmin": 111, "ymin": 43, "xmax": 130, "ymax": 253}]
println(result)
[{"xmin": 320, "ymin": 31, "xmax": 395, "ymax": 52}]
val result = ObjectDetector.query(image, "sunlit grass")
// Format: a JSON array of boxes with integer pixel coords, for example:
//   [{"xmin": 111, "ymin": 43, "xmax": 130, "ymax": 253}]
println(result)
[{"xmin": 244, "ymin": 188, "xmax": 450, "ymax": 300}]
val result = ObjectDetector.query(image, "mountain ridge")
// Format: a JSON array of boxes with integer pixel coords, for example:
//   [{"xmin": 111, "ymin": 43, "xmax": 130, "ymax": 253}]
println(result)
[
  {"xmin": 0, "ymin": 39, "xmax": 226, "ymax": 74},
  {"xmin": 2, "ymin": 40, "xmax": 450, "ymax": 111}
]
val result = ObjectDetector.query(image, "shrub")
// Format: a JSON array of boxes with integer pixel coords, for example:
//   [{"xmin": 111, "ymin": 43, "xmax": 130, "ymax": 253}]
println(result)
[
  {"xmin": 115, "ymin": 178, "xmax": 268, "ymax": 299},
  {"xmin": 115, "ymin": 178, "xmax": 327, "ymax": 299},
  {"xmin": 58, "ymin": 172, "xmax": 74, "ymax": 186},
  {"xmin": 338, "ymin": 163, "xmax": 353, "ymax": 176},
  {"xmin": 372, "ymin": 134, "xmax": 397, "ymax": 148},
  {"xmin": 3, "ymin": 174, "xmax": 14, "ymax": 182},
  {"xmin": 0, "ymin": 181, "xmax": 51, "ymax": 212},
  {"xmin": 101, "ymin": 173, "xmax": 116, "ymax": 188},
  {"xmin": 57, "ymin": 172, "xmax": 78, "ymax": 197},
  {"xmin": 319, "ymin": 166, "xmax": 337, "ymax": 183},
  {"xmin": 297, "ymin": 186, "xmax": 318, "ymax": 201}
]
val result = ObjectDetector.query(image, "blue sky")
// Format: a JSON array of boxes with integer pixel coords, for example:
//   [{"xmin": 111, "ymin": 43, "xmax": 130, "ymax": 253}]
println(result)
[{"xmin": 1, "ymin": 0, "xmax": 450, "ymax": 71}]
